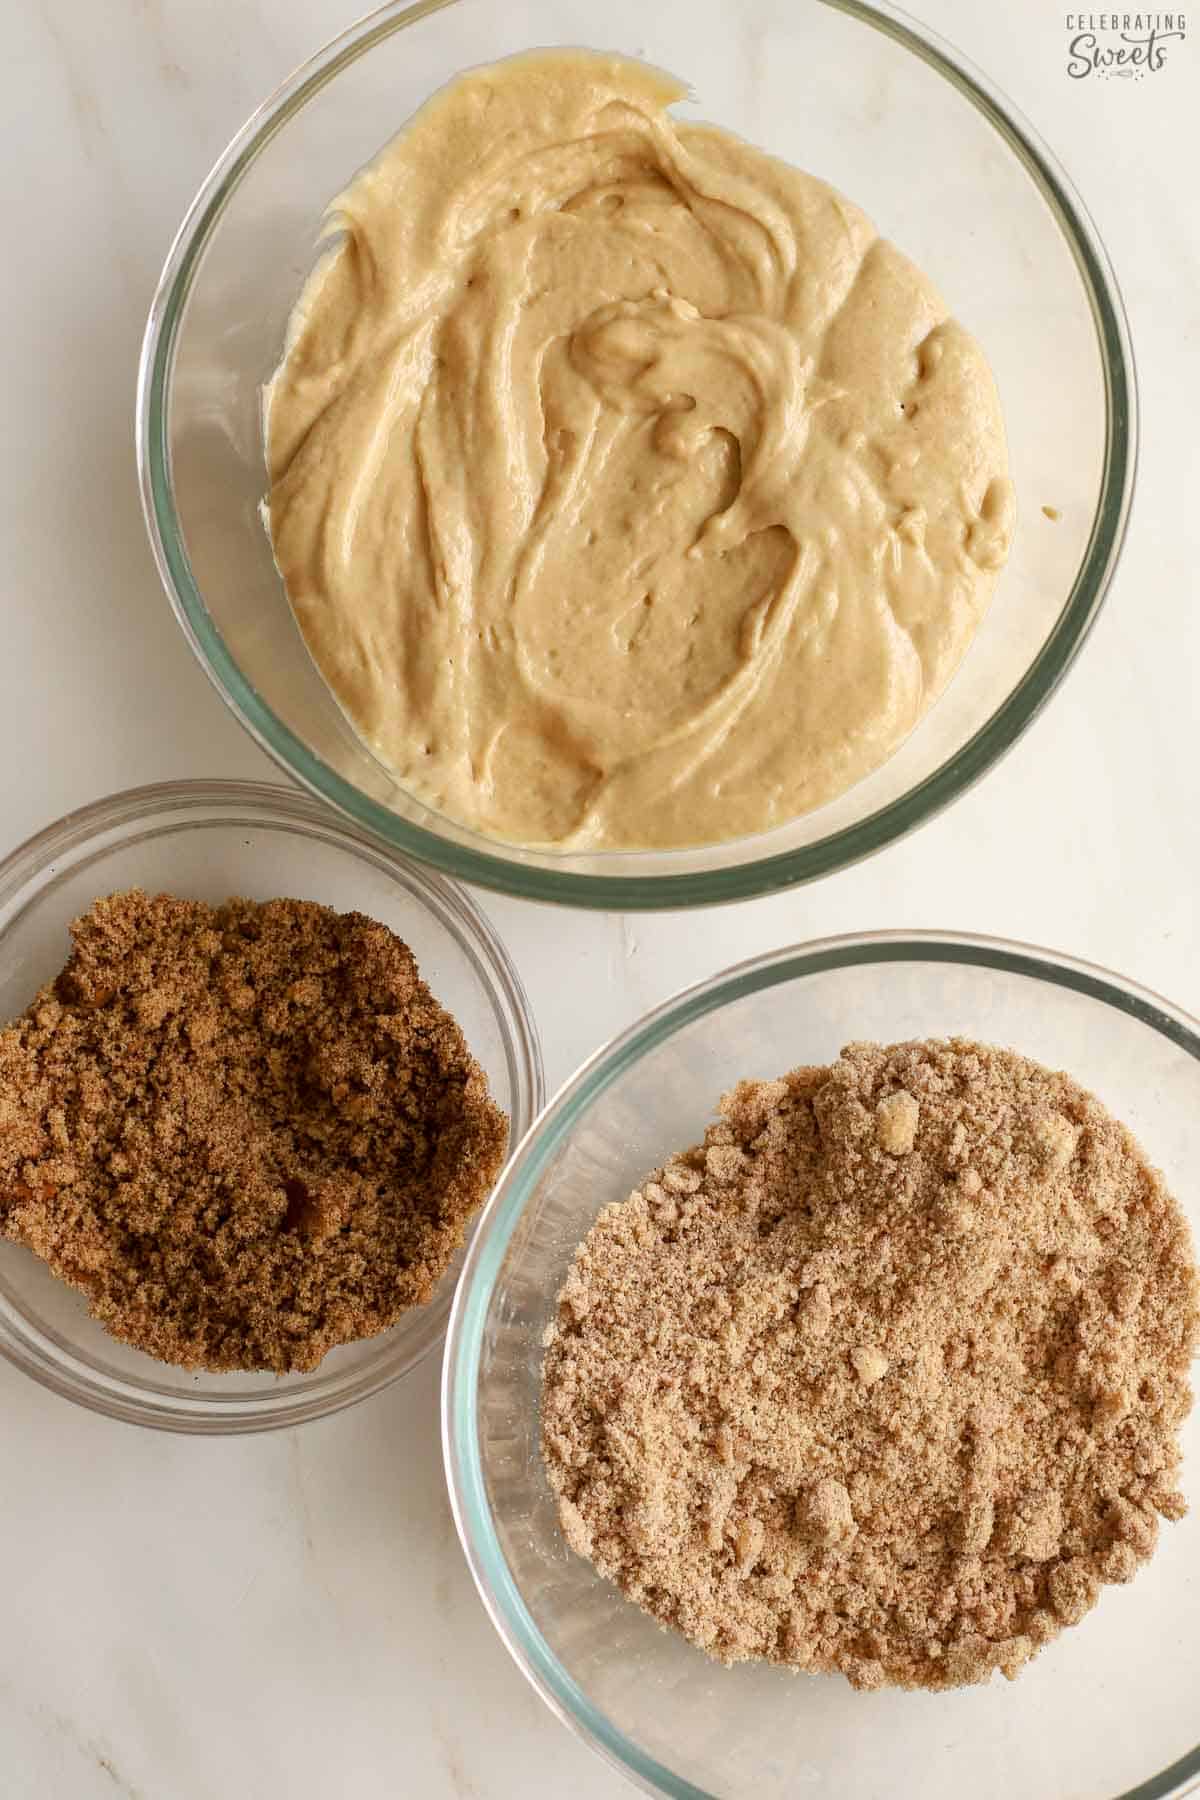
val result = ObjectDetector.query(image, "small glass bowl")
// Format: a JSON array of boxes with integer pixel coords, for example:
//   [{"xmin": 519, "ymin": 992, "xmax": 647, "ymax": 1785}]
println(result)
[
  {"xmin": 444, "ymin": 934, "xmax": 1200, "ymax": 1800},
  {"xmin": 138, "ymin": 0, "xmax": 1135, "ymax": 909},
  {"xmin": 0, "ymin": 780, "xmax": 543, "ymax": 1434}
]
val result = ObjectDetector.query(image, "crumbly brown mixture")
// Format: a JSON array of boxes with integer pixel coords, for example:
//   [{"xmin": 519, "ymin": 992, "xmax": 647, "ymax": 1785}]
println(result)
[
  {"xmin": 0, "ymin": 891, "xmax": 508, "ymax": 1373},
  {"xmin": 542, "ymin": 1040, "xmax": 1199, "ymax": 1691}
]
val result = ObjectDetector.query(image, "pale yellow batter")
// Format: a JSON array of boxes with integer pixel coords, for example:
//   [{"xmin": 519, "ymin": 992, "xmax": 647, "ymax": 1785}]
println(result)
[{"xmin": 266, "ymin": 52, "xmax": 1013, "ymax": 850}]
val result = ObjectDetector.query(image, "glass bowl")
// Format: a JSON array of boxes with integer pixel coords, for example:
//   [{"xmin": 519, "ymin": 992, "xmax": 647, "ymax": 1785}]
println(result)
[
  {"xmin": 444, "ymin": 934, "xmax": 1199, "ymax": 1799},
  {"xmin": 138, "ymin": 0, "xmax": 1135, "ymax": 910},
  {"xmin": 0, "ymin": 779, "xmax": 542, "ymax": 1434}
]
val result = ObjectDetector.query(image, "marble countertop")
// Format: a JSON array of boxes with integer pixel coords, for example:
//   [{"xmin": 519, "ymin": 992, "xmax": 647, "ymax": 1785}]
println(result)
[{"xmin": 2, "ymin": 2, "xmax": 1197, "ymax": 1794}]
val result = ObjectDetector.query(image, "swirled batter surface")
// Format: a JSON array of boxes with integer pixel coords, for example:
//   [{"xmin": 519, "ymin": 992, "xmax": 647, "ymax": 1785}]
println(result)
[{"xmin": 267, "ymin": 52, "xmax": 1013, "ymax": 850}]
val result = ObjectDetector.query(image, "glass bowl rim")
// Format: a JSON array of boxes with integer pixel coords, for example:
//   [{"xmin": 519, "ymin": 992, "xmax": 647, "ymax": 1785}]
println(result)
[
  {"xmin": 442, "ymin": 930, "xmax": 1200, "ymax": 1800},
  {"xmin": 136, "ymin": 0, "xmax": 1137, "ymax": 912},
  {"xmin": 0, "ymin": 776, "xmax": 544, "ymax": 1435}
]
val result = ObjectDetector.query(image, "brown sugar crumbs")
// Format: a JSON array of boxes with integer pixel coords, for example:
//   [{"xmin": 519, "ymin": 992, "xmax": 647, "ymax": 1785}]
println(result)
[
  {"xmin": 542, "ymin": 1040, "xmax": 1199, "ymax": 1691},
  {"xmin": 0, "ymin": 891, "xmax": 508, "ymax": 1373}
]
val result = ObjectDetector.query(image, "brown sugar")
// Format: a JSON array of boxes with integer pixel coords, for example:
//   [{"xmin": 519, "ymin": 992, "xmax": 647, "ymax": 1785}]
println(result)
[
  {"xmin": 0, "ymin": 891, "xmax": 508, "ymax": 1372},
  {"xmin": 541, "ymin": 1039, "xmax": 1199, "ymax": 1690}
]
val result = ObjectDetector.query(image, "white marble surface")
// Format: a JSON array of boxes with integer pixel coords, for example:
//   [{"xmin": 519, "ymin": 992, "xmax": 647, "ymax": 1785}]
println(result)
[{"xmin": 1, "ymin": 2, "xmax": 1197, "ymax": 1795}]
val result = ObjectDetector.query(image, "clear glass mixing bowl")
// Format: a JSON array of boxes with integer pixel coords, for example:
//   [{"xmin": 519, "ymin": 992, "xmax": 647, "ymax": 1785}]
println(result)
[
  {"xmin": 138, "ymin": 0, "xmax": 1135, "ymax": 909},
  {"xmin": 444, "ymin": 935, "xmax": 1199, "ymax": 1798},
  {"xmin": 0, "ymin": 780, "xmax": 542, "ymax": 1433}
]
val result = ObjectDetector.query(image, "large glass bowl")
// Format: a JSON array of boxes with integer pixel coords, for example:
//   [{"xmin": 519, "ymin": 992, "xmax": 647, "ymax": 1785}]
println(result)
[
  {"xmin": 444, "ymin": 935, "xmax": 1199, "ymax": 1799},
  {"xmin": 0, "ymin": 780, "xmax": 542, "ymax": 1433},
  {"xmin": 138, "ymin": 0, "xmax": 1135, "ymax": 910}
]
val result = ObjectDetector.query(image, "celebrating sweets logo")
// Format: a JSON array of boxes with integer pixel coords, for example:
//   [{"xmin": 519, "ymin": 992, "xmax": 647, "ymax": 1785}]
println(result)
[{"xmin": 1066, "ymin": 11, "xmax": 1188, "ymax": 76}]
